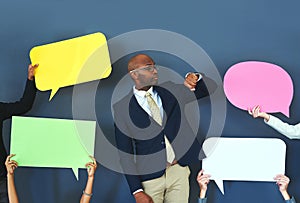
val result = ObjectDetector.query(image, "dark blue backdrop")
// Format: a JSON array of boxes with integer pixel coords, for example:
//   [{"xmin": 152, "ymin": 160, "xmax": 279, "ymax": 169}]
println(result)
[{"xmin": 0, "ymin": 1, "xmax": 299, "ymax": 203}]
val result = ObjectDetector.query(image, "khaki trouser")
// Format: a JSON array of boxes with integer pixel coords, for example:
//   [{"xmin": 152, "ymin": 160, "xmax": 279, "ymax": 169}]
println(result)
[{"xmin": 142, "ymin": 164, "xmax": 190, "ymax": 203}]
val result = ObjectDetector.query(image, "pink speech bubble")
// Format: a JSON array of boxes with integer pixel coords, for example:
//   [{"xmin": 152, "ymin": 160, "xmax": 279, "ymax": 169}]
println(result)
[{"xmin": 224, "ymin": 61, "xmax": 293, "ymax": 117}]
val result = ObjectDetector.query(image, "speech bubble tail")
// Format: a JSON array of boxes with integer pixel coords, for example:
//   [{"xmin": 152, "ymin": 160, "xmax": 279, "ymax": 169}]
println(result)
[
  {"xmin": 72, "ymin": 168, "xmax": 79, "ymax": 180},
  {"xmin": 215, "ymin": 179, "xmax": 224, "ymax": 195},
  {"xmin": 49, "ymin": 88, "xmax": 59, "ymax": 101},
  {"xmin": 282, "ymin": 107, "xmax": 290, "ymax": 118}
]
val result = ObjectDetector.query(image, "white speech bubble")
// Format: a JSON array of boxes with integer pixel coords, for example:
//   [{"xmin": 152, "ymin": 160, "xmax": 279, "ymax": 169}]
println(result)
[{"xmin": 202, "ymin": 137, "xmax": 286, "ymax": 194}]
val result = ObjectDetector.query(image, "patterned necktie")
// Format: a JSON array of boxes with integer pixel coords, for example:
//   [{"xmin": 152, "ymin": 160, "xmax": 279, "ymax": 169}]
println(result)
[{"xmin": 145, "ymin": 92, "xmax": 175, "ymax": 163}]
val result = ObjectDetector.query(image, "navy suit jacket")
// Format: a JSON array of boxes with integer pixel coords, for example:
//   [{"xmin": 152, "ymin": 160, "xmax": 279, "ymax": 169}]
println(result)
[{"xmin": 114, "ymin": 76, "xmax": 216, "ymax": 193}]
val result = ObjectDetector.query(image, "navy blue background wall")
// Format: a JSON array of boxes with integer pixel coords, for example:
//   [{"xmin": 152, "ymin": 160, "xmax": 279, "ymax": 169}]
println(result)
[{"xmin": 1, "ymin": 1, "xmax": 299, "ymax": 203}]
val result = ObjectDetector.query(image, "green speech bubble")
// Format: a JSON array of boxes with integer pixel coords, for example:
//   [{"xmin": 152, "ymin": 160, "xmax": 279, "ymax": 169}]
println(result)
[{"xmin": 10, "ymin": 116, "xmax": 96, "ymax": 180}]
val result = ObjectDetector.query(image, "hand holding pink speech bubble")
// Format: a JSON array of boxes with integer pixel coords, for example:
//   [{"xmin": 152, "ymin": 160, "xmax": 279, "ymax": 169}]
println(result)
[{"xmin": 223, "ymin": 61, "xmax": 293, "ymax": 117}]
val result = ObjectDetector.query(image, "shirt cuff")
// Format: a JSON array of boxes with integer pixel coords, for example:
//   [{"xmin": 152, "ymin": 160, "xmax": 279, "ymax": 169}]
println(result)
[
  {"xmin": 132, "ymin": 189, "xmax": 144, "ymax": 195},
  {"xmin": 286, "ymin": 196, "xmax": 296, "ymax": 203},
  {"xmin": 198, "ymin": 197, "xmax": 207, "ymax": 203},
  {"xmin": 264, "ymin": 114, "xmax": 275, "ymax": 125}
]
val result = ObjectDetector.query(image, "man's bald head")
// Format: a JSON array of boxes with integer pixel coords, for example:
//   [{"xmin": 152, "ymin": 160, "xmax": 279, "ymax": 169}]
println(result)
[{"xmin": 128, "ymin": 54, "xmax": 155, "ymax": 72}]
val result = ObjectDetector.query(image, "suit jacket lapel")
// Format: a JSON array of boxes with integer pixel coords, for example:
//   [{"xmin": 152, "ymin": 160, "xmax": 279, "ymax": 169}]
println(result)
[{"xmin": 129, "ymin": 90, "xmax": 167, "ymax": 128}]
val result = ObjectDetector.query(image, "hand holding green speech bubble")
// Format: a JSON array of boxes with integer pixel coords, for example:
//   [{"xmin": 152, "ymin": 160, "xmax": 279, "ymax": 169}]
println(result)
[
  {"xmin": 30, "ymin": 32, "xmax": 112, "ymax": 100},
  {"xmin": 10, "ymin": 116, "xmax": 96, "ymax": 180}
]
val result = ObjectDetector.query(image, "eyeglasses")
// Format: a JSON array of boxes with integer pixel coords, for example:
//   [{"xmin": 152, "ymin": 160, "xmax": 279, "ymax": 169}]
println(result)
[{"xmin": 130, "ymin": 65, "xmax": 158, "ymax": 73}]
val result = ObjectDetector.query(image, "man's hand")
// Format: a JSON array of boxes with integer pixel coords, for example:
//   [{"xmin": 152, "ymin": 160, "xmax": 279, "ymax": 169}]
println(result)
[
  {"xmin": 184, "ymin": 72, "xmax": 199, "ymax": 91},
  {"xmin": 134, "ymin": 191, "xmax": 154, "ymax": 203},
  {"xmin": 28, "ymin": 64, "xmax": 39, "ymax": 81}
]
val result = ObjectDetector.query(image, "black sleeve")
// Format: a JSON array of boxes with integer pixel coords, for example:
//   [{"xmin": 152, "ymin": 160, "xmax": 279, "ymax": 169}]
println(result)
[{"xmin": 0, "ymin": 79, "xmax": 37, "ymax": 120}]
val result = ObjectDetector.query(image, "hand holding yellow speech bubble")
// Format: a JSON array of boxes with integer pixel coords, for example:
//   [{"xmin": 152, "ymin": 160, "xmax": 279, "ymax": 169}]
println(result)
[{"xmin": 30, "ymin": 32, "xmax": 112, "ymax": 100}]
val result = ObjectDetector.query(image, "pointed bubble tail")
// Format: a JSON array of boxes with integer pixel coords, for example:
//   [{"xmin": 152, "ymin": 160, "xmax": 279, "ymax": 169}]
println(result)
[
  {"xmin": 72, "ymin": 168, "xmax": 79, "ymax": 180},
  {"xmin": 49, "ymin": 88, "xmax": 59, "ymax": 101},
  {"xmin": 282, "ymin": 107, "xmax": 290, "ymax": 118},
  {"xmin": 215, "ymin": 179, "xmax": 225, "ymax": 195}
]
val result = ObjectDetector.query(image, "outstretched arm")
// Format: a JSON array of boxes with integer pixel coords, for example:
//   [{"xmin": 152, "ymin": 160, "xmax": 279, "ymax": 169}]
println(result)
[
  {"xmin": 0, "ymin": 64, "xmax": 38, "ymax": 119},
  {"xmin": 5, "ymin": 154, "xmax": 19, "ymax": 203},
  {"xmin": 249, "ymin": 105, "xmax": 300, "ymax": 139},
  {"xmin": 80, "ymin": 156, "xmax": 97, "ymax": 203}
]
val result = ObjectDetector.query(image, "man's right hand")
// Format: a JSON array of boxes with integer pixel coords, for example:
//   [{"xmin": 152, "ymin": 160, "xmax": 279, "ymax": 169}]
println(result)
[{"xmin": 134, "ymin": 191, "xmax": 154, "ymax": 203}]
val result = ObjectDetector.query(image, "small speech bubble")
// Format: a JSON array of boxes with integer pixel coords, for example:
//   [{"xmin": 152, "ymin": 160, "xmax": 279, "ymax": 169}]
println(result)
[
  {"xmin": 223, "ymin": 61, "xmax": 293, "ymax": 117},
  {"xmin": 202, "ymin": 137, "xmax": 286, "ymax": 194},
  {"xmin": 10, "ymin": 116, "xmax": 96, "ymax": 180},
  {"xmin": 30, "ymin": 32, "xmax": 112, "ymax": 101}
]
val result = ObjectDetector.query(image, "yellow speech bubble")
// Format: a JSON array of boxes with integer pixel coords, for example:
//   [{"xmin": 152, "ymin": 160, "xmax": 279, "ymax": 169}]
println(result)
[{"xmin": 30, "ymin": 32, "xmax": 112, "ymax": 100}]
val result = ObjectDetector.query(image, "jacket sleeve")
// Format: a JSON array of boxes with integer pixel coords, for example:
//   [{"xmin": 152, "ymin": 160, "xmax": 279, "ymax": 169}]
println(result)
[
  {"xmin": 0, "ymin": 79, "xmax": 36, "ymax": 120},
  {"xmin": 161, "ymin": 74, "xmax": 217, "ymax": 104},
  {"xmin": 114, "ymin": 107, "xmax": 143, "ymax": 194},
  {"xmin": 193, "ymin": 74, "xmax": 218, "ymax": 99}
]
